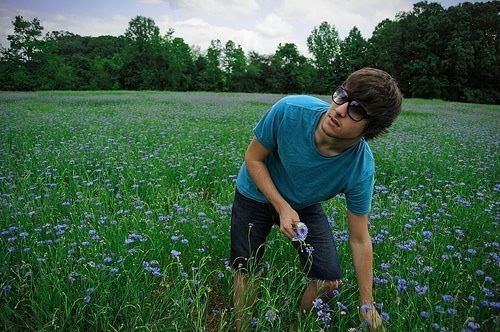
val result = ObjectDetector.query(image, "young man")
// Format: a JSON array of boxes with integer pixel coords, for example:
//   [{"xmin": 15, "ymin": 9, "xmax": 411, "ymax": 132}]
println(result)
[{"xmin": 230, "ymin": 67, "xmax": 402, "ymax": 331}]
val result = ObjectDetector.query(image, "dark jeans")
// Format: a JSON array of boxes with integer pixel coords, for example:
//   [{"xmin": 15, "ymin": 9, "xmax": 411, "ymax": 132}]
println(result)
[{"xmin": 230, "ymin": 189, "xmax": 343, "ymax": 281}]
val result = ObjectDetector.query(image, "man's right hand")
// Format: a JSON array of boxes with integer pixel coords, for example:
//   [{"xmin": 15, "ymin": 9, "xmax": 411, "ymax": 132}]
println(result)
[{"xmin": 279, "ymin": 205, "xmax": 300, "ymax": 240}]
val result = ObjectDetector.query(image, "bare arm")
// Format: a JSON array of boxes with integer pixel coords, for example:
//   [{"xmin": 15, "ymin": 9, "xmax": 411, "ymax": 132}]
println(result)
[
  {"xmin": 348, "ymin": 210, "xmax": 384, "ymax": 331},
  {"xmin": 244, "ymin": 136, "xmax": 299, "ymax": 239}
]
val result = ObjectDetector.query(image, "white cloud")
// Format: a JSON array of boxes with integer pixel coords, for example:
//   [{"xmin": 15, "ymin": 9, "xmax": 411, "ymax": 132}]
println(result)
[
  {"xmin": 145, "ymin": 0, "xmax": 260, "ymax": 19},
  {"xmin": 158, "ymin": 16, "xmax": 283, "ymax": 54},
  {"xmin": 41, "ymin": 14, "xmax": 129, "ymax": 37},
  {"xmin": 0, "ymin": 5, "xmax": 130, "ymax": 48},
  {"xmin": 277, "ymin": 0, "xmax": 413, "ymax": 38},
  {"xmin": 256, "ymin": 13, "xmax": 294, "ymax": 38},
  {"xmin": 140, "ymin": 0, "xmax": 164, "ymax": 4},
  {"xmin": 0, "ymin": 0, "xmax": 419, "ymax": 56}
]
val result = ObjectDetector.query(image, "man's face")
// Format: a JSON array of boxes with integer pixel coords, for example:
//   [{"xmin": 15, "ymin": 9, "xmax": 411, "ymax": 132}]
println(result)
[{"xmin": 320, "ymin": 101, "xmax": 368, "ymax": 140}]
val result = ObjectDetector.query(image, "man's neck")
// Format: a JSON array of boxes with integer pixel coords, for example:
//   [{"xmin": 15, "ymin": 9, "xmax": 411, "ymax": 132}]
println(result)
[{"xmin": 314, "ymin": 116, "xmax": 362, "ymax": 156}]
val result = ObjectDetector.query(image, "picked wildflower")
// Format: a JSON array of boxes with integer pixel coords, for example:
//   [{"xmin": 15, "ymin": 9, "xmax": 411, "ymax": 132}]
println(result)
[
  {"xmin": 305, "ymin": 245, "xmax": 315, "ymax": 256},
  {"xmin": 292, "ymin": 222, "xmax": 308, "ymax": 242}
]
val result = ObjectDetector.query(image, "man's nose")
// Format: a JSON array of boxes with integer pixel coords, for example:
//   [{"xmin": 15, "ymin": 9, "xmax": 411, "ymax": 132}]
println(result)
[{"xmin": 335, "ymin": 102, "xmax": 349, "ymax": 117}]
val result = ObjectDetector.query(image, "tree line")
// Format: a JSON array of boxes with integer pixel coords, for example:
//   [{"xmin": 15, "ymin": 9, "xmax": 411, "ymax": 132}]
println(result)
[{"xmin": 0, "ymin": 1, "xmax": 498, "ymax": 104}]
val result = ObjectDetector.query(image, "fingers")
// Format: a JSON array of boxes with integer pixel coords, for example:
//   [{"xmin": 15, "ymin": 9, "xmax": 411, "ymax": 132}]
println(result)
[
  {"xmin": 280, "ymin": 222, "xmax": 296, "ymax": 240},
  {"xmin": 279, "ymin": 208, "xmax": 300, "ymax": 240},
  {"xmin": 361, "ymin": 309, "xmax": 383, "ymax": 332}
]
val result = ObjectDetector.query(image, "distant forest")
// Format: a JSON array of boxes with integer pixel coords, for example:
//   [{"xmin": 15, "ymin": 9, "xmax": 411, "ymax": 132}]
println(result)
[{"xmin": 0, "ymin": 1, "xmax": 498, "ymax": 104}]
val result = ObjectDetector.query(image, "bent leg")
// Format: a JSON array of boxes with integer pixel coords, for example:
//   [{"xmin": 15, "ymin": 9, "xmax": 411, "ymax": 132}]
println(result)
[
  {"xmin": 301, "ymin": 279, "xmax": 342, "ymax": 314},
  {"xmin": 234, "ymin": 271, "xmax": 260, "ymax": 331},
  {"xmin": 230, "ymin": 190, "xmax": 274, "ymax": 331}
]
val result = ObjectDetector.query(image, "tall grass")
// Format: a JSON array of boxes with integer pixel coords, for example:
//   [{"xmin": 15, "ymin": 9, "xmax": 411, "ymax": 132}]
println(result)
[{"xmin": 0, "ymin": 91, "xmax": 498, "ymax": 331}]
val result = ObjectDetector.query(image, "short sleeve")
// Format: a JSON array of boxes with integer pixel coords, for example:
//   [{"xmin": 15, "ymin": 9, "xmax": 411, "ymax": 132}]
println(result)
[
  {"xmin": 253, "ymin": 97, "xmax": 288, "ymax": 151},
  {"xmin": 345, "ymin": 172, "xmax": 374, "ymax": 216}
]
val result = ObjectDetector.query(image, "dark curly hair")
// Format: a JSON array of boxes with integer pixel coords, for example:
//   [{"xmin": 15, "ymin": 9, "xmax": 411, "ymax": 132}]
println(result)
[{"xmin": 343, "ymin": 67, "xmax": 403, "ymax": 140}]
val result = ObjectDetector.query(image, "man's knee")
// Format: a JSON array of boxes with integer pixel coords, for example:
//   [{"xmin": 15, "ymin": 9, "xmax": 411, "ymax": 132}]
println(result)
[{"xmin": 320, "ymin": 279, "xmax": 342, "ymax": 294}]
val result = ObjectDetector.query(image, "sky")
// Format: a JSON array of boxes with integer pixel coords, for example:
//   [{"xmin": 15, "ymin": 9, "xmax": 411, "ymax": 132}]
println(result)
[{"xmin": 0, "ymin": 0, "xmax": 487, "ymax": 56}]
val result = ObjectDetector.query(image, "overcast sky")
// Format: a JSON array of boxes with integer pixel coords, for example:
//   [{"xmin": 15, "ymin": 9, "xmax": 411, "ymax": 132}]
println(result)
[{"xmin": 0, "ymin": 0, "xmax": 486, "ymax": 56}]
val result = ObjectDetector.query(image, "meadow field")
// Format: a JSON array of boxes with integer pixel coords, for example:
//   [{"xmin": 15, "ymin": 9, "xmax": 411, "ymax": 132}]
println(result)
[{"xmin": 0, "ymin": 91, "xmax": 498, "ymax": 331}]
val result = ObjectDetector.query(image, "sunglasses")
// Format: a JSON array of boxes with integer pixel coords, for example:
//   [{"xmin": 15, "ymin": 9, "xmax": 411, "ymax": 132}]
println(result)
[{"xmin": 331, "ymin": 87, "xmax": 369, "ymax": 122}]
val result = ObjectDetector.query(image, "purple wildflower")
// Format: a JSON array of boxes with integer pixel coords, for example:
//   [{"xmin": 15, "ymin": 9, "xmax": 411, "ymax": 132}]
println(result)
[
  {"xmin": 171, "ymin": 250, "xmax": 181, "ymax": 259},
  {"xmin": 265, "ymin": 309, "xmax": 277, "ymax": 322}
]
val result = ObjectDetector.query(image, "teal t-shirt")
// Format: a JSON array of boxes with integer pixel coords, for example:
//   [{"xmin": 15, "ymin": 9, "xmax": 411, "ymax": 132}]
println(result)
[{"xmin": 236, "ymin": 95, "xmax": 375, "ymax": 215}]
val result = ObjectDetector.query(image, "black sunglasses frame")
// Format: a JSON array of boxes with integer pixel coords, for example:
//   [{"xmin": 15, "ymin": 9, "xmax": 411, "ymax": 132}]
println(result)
[{"xmin": 331, "ymin": 87, "xmax": 369, "ymax": 122}]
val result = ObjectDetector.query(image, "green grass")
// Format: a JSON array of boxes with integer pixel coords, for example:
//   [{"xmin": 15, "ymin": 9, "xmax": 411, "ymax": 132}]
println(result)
[{"xmin": 0, "ymin": 91, "xmax": 498, "ymax": 331}]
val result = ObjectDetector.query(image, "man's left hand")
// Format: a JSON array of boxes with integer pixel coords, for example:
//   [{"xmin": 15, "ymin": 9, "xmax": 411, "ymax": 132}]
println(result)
[{"xmin": 359, "ymin": 304, "xmax": 385, "ymax": 331}]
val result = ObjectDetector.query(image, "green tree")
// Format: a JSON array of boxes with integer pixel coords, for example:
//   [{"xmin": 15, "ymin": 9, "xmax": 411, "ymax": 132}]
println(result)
[
  {"xmin": 202, "ymin": 40, "xmax": 224, "ymax": 91},
  {"xmin": 241, "ymin": 51, "xmax": 273, "ymax": 93},
  {"xmin": 401, "ymin": 2, "xmax": 448, "ymax": 98},
  {"xmin": 272, "ymin": 43, "xmax": 312, "ymax": 93},
  {"xmin": 223, "ymin": 40, "xmax": 247, "ymax": 92},
  {"xmin": 121, "ymin": 16, "xmax": 167, "ymax": 89},
  {"xmin": 165, "ymin": 37, "xmax": 193, "ymax": 91},
  {"xmin": 190, "ymin": 54, "xmax": 208, "ymax": 90},
  {"xmin": 339, "ymin": 26, "xmax": 368, "ymax": 80},
  {"xmin": 307, "ymin": 21, "xmax": 341, "ymax": 93},
  {"xmin": 1, "ymin": 16, "xmax": 45, "ymax": 90},
  {"xmin": 366, "ymin": 19, "xmax": 402, "ymax": 77}
]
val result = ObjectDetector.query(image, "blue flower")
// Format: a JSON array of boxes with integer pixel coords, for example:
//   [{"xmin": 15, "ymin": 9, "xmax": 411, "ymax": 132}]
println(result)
[
  {"xmin": 265, "ymin": 309, "xmax": 277, "ymax": 322},
  {"xmin": 305, "ymin": 245, "xmax": 314, "ymax": 255},
  {"xmin": 490, "ymin": 302, "xmax": 500, "ymax": 308},
  {"xmin": 3, "ymin": 285, "xmax": 12, "ymax": 291},
  {"xmin": 292, "ymin": 222, "xmax": 308, "ymax": 242},
  {"xmin": 467, "ymin": 248, "xmax": 477, "ymax": 255},
  {"xmin": 171, "ymin": 250, "xmax": 181, "ymax": 259},
  {"xmin": 337, "ymin": 302, "xmax": 347, "ymax": 311},
  {"xmin": 313, "ymin": 298, "xmax": 324, "ymax": 309},
  {"xmin": 442, "ymin": 294, "xmax": 453, "ymax": 302},
  {"xmin": 84, "ymin": 295, "xmax": 91, "ymax": 303},
  {"xmin": 360, "ymin": 304, "xmax": 372, "ymax": 313},
  {"xmin": 415, "ymin": 285, "xmax": 428, "ymax": 295},
  {"xmin": 381, "ymin": 312, "xmax": 390, "ymax": 321},
  {"xmin": 397, "ymin": 278, "xmax": 407, "ymax": 291}
]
